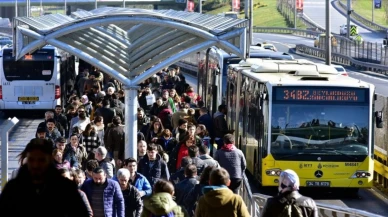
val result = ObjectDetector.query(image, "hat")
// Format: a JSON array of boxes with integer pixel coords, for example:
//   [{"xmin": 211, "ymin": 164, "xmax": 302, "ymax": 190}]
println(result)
[
  {"xmin": 37, "ymin": 126, "xmax": 46, "ymax": 133},
  {"xmin": 56, "ymin": 137, "xmax": 66, "ymax": 143},
  {"xmin": 278, "ymin": 169, "xmax": 300, "ymax": 193},
  {"xmin": 178, "ymin": 118, "xmax": 188, "ymax": 126}
]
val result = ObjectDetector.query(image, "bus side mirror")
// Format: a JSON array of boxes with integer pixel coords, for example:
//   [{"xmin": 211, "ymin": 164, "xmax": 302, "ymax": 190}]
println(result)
[{"xmin": 375, "ymin": 111, "xmax": 384, "ymax": 128}]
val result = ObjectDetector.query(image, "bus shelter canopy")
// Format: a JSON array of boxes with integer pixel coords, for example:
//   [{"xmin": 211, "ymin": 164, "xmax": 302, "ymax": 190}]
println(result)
[{"xmin": 12, "ymin": 7, "xmax": 248, "ymax": 86}]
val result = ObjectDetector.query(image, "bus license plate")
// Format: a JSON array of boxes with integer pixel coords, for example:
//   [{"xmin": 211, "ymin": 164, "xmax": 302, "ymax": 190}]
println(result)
[
  {"xmin": 18, "ymin": 97, "xmax": 39, "ymax": 102},
  {"xmin": 306, "ymin": 181, "xmax": 330, "ymax": 187}
]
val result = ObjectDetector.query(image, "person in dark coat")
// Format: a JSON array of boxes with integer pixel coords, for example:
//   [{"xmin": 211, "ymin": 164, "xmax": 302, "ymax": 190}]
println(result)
[
  {"xmin": 197, "ymin": 107, "xmax": 214, "ymax": 139},
  {"xmin": 261, "ymin": 169, "xmax": 318, "ymax": 217},
  {"xmin": 95, "ymin": 98, "xmax": 116, "ymax": 131},
  {"xmin": 174, "ymin": 164, "xmax": 199, "ymax": 210},
  {"xmin": 116, "ymin": 168, "xmax": 143, "ymax": 217},
  {"xmin": 0, "ymin": 138, "xmax": 89, "ymax": 217}
]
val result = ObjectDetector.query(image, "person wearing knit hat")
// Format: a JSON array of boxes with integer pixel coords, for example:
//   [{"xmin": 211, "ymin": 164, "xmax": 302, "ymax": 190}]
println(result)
[{"xmin": 261, "ymin": 169, "xmax": 318, "ymax": 217}]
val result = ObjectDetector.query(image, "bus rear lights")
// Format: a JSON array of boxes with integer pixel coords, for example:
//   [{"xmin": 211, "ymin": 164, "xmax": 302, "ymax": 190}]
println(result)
[
  {"xmin": 266, "ymin": 169, "xmax": 282, "ymax": 176},
  {"xmin": 55, "ymin": 85, "xmax": 60, "ymax": 99},
  {"xmin": 351, "ymin": 171, "xmax": 371, "ymax": 178}
]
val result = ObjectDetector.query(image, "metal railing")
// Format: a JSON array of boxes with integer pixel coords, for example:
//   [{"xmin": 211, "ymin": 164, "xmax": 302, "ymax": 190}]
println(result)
[
  {"xmin": 240, "ymin": 174, "xmax": 385, "ymax": 217},
  {"xmin": 337, "ymin": 0, "xmax": 388, "ymax": 32},
  {"xmin": 0, "ymin": 27, "xmax": 12, "ymax": 36}
]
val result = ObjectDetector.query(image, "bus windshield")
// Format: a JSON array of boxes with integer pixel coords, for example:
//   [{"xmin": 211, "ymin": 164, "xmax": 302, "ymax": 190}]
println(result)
[
  {"xmin": 270, "ymin": 87, "xmax": 370, "ymax": 161},
  {"xmin": 2, "ymin": 49, "xmax": 55, "ymax": 81}
]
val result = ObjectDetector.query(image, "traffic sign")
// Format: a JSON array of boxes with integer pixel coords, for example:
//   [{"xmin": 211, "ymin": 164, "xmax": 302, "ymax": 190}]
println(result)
[{"xmin": 350, "ymin": 25, "xmax": 357, "ymax": 36}]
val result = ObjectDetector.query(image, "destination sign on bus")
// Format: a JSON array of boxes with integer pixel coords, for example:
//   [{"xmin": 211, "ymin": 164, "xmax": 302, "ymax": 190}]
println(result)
[{"xmin": 274, "ymin": 87, "xmax": 367, "ymax": 102}]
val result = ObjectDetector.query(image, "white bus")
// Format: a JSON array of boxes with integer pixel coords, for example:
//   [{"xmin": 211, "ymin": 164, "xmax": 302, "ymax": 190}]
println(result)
[{"xmin": 0, "ymin": 46, "xmax": 62, "ymax": 111}]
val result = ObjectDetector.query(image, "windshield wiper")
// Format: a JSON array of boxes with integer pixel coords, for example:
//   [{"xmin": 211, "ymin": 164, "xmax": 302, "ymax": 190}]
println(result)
[
  {"xmin": 275, "ymin": 152, "xmax": 309, "ymax": 160},
  {"xmin": 316, "ymin": 149, "xmax": 359, "ymax": 161}
]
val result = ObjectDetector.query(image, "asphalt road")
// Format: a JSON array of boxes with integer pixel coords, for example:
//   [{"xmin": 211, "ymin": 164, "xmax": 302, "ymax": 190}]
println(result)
[
  {"xmin": 253, "ymin": 33, "xmax": 388, "ymax": 96},
  {"xmin": 303, "ymin": 0, "xmax": 383, "ymax": 43}
]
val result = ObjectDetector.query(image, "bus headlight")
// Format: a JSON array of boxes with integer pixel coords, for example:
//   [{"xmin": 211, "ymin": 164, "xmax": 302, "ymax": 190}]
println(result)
[
  {"xmin": 351, "ymin": 171, "xmax": 371, "ymax": 178},
  {"xmin": 266, "ymin": 169, "xmax": 282, "ymax": 176}
]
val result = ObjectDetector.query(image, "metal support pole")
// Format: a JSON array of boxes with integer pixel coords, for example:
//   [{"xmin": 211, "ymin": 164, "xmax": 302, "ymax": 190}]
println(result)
[
  {"xmin": 95, "ymin": 0, "xmax": 97, "ymax": 9},
  {"xmin": 249, "ymin": 0, "xmax": 253, "ymax": 45},
  {"xmin": 325, "ymin": 0, "xmax": 331, "ymax": 65},
  {"xmin": 64, "ymin": 0, "xmax": 67, "ymax": 15},
  {"xmin": 294, "ymin": 0, "xmax": 297, "ymax": 28},
  {"xmin": 1, "ymin": 117, "xmax": 19, "ymax": 189},
  {"xmin": 124, "ymin": 86, "xmax": 138, "ymax": 159},
  {"xmin": 347, "ymin": 0, "xmax": 351, "ymax": 38},
  {"xmin": 199, "ymin": 0, "xmax": 202, "ymax": 13},
  {"xmin": 15, "ymin": 0, "xmax": 18, "ymax": 17},
  {"xmin": 123, "ymin": 0, "xmax": 126, "ymax": 8},
  {"xmin": 372, "ymin": 0, "xmax": 374, "ymax": 22},
  {"xmin": 40, "ymin": 0, "xmax": 43, "ymax": 16}
]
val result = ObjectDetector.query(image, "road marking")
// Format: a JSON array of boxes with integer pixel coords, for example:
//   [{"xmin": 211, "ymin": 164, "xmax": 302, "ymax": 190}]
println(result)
[{"xmin": 254, "ymin": 37, "xmax": 293, "ymax": 48}]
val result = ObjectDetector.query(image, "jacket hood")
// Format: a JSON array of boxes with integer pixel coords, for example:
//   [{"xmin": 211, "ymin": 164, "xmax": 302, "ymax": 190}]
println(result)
[
  {"xmin": 202, "ymin": 185, "xmax": 234, "ymax": 207},
  {"xmin": 213, "ymin": 111, "xmax": 224, "ymax": 118},
  {"xmin": 144, "ymin": 192, "xmax": 178, "ymax": 215}
]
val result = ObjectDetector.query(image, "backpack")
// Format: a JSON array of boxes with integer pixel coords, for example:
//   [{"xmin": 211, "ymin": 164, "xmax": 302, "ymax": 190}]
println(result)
[
  {"xmin": 150, "ymin": 211, "xmax": 175, "ymax": 217},
  {"xmin": 278, "ymin": 200, "xmax": 304, "ymax": 217}
]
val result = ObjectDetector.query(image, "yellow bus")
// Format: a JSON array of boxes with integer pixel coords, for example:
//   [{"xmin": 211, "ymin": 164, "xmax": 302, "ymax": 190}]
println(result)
[{"xmin": 226, "ymin": 59, "xmax": 382, "ymax": 194}]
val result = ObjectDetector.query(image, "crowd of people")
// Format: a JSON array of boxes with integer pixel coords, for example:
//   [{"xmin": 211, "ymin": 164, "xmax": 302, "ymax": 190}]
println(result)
[{"xmin": 0, "ymin": 65, "xmax": 318, "ymax": 217}]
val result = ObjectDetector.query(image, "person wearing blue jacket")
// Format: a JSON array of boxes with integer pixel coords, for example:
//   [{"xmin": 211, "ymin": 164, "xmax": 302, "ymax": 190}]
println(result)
[
  {"xmin": 81, "ymin": 167, "xmax": 125, "ymax": 217},
  {"xmin": 113, "ymin": 157, "xmax": 152, "ymax": 197}
]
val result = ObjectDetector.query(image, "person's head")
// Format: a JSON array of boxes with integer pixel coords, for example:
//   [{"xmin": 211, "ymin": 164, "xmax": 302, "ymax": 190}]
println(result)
[
  {"xmin": 200, "ymin": 166, "xmax": 215, "ymax": 184},
  {"xmin": 117, "ymin": 168, "xmax": 131, "ymax": 189},
  {"xmin": 83, "ymin": 123, "xmax": 95, "ymax": 136},
  {"xmin": 182, "ymin": 135, "xmax": 195, "ymax": 147},
  {"xmin": 55, "ymin": 137, "xmax": 66, "ymax": 151},
  {"xmin": 92, "ymin": 167, "xmax": 106, "ymax": 186},
  {"xmin": 218, "ymin": 104, "xmax": 227, "ymax": 115},
  {"xmin": 184, "ymin": 164, "xmax": 197, "ymax": 178},
  {"xmin": 186, "ymin": 86, "xmax": 194, "ymax": 93},
  {"xmin": 209, "ymin": 168, "xmax": 231, "ymax": 186},
  {"xmin": 223, "ymin": 134, "xmax": 234, "ymax": 145},
  {"xmin": 94, "ymin": 115, "xmax": 104, "ymax": 126},
  {"xmin": 196, "ymin": 124, "xmax": 208, "ymax": 136},
  {"xmin": 178, "ymin": 119, "xmax": 188, "ymax": 130},
  {"xmin": 107, "ymin": 87, "xmax": 115, "ymax": 95},
  {"xmin": 162, "ymin": 90, "xmax": 169, "ymax": 100},
  {"xmin": 180, "ymin": 156, "xmax": 192, "ymax": 169},
  {"xmin": 52, "ymin": 148, "xmax": 64, "ymax": 163},
  {"xmin": 188, "ymin": 145, "xmax": 199, "ymax": 158},
  {"xmin": 69, "ymin": 134, "xmax": 79, "ymax": 145},
  {"xmin": 86, "ymin": 159, "xmax": 99, "ymax": 177},
  {"xmin": 46, "ymin": 118, "xmax": 56, "ymax": 131},
  {"xmin": 58, "ymin": 168, "xmax": 71, "ymax": 179},
  {"xmin": 151, "ymin": 118, "xmax": 163, "ymax": 131},
  {"xmin": 124, "ymin": 157, "xmax": 137, "ymax": 174},
  {"xmin": 44, "ymin": 111, "xmax": 54, "ymax": 120},
  {"xmin": 55, "ymin": 105, "xmax": 63, "ymax": 115},
  {"xmin": 146, "ymin": 143, "xmax": 158, "ymax": 160},
  {"xmin": 199, "ymin": 107, "xmax": 208, "ymax": 116},
  {"xmin": 187, "ymin": 124, "xmax": 196, "ymax": 136},
  {"xmin": 137, "ymin": 107, "xmax": 145, "ymax": 119},
  {"xmin": 95, "ymin": 146, "xmax": 108, "ymax": 161},
  {"xmin": 36, "ymin": 126, "xmax": 46, "ymax": 139},
  {"xmin": 118, "ymin": 89, "xmax": 124, "ymax": 98},
  {"xmin": 153, "ymin": 179, "xmax": 174, "ymax": 195},
  {"xmin": 73, "ymin": 168, "xmax": 86, "ymax": 186},
  {"xmin": 169, "ymin": 89, "xmax": 176, "ymax": 97},
  {"xmin": 278, "ymin": 169, "xmax": 300, "ymax": 193},
  {"xmin": 81, "ymin": 95, "xmax": 89, "ymax": 104},
  {"xmin": 112, "ymin": 116, "xmax": 122, "ymax": 126},
  {"xmin": 137, "ymin": 140, "xmax": 147, "ymax": 155},
  {"xmin": 77, "ymin": 106, "xmax": 86, "ymax": 119},
  {"xmin": 21, "ymin": 139, "xmax": 54, "ymax": 180},
  {"xmin": 199, "ymin": 145, "xmax": 210, "ymax": 155},
  {"xmin": 156, "ymin": 97, "xmax": 163, "ymax": 106},
  {"xmin": 160, "ymin": 129, "xmax": 172, "ymax": 138}
]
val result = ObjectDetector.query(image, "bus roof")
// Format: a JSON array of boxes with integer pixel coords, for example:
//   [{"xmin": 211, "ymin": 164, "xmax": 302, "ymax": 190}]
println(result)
[{"xmin": 239, "ymin": 62, "xmax": 373, "ymax": 88}]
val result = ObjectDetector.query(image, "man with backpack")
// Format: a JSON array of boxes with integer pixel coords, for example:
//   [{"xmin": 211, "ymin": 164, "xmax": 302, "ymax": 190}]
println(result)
[{"xmin": 260, "ymin": 169, "xmax": 318, "ymax": 217}]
